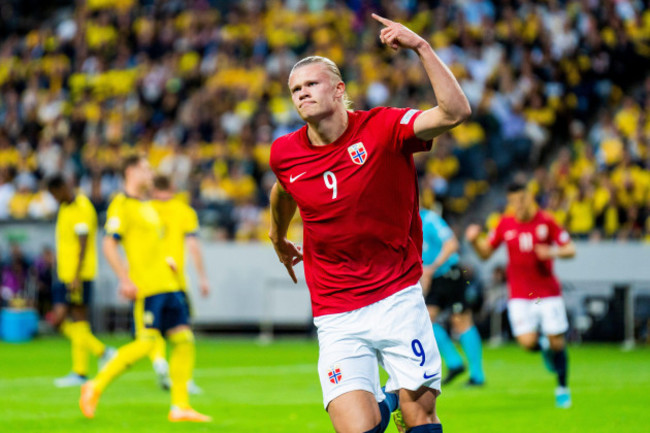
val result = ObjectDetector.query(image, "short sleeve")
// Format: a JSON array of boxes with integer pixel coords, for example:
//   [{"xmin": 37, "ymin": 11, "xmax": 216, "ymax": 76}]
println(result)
[
  {"xmin": 73, "ymin": 200, "xmax": 92, "ymax": 235},
  {"xmin": 184, "ymin": 204, "xmax": 199, "ymax": 236},
  {"xmin": 378, "ymin": 107, "xmax": 433, "ymax": 155},
  {"xmin": 487, "ymin": 218, "xmax": 504, "ymax": 249},
  {"xmin": 548, "ymin": 215, "xmax": 571, "ymax": 246},
  {"xmin": 105, "ymin": 197, "xmax": 126, "ymax": 240}
]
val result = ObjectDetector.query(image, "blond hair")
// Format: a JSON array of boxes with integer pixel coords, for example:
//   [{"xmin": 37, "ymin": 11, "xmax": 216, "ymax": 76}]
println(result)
[{"xmin": 289, "ymin": 56, "xmax": 353, "ymax": 109}]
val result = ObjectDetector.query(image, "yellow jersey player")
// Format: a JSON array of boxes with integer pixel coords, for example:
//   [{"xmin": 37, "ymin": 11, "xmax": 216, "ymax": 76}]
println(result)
[
  {"xmin": 148, "ymin": 174, "xmax": 210, "ymax": 394},
  {"xmin": 47, "ymin": 175, "xmax": 116, "ymax": 387},
  {"xmin": 79, "ymin": 154, "xmax": 211, "ymax": 423}
]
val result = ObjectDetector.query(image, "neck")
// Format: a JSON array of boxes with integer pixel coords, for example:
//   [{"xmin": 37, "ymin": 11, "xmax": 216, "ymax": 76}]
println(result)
[
  {"xmin": 125, "ymin": 183, "xmax": 145, "ymax": 200},
  {"xmin": 306, "ymin": 108, "xmax": 349, "ymax": 147}
]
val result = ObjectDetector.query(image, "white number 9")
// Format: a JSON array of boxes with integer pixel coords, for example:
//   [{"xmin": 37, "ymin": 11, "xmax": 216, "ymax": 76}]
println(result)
[{"xmin": 323, "ymin": 171, "xmax": 337, "ymax": 200}]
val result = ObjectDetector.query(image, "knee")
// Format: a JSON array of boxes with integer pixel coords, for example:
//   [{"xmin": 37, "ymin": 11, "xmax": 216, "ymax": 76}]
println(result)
[
  {"xmin": 548, "ymin": 336, "xmax": 565, "ymax": 351},
  {"xmin": 168, "ymin": 328, "xmax": 194, "ymax": 345},
  {"xmin": 401, "ymin": 399, "xmax": 437, "ymax": 428}
]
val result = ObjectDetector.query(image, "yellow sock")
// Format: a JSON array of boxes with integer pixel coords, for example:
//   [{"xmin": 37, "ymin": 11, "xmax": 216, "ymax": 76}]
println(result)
[
  {"xmin": 93, "ymin": 330, "xmax": 158, "ymax": 393},
  {"xmin": 68, "ymin": 322, "xmax": 89, "ymax": 376},
  {"xmin": 78, "ymin": 321, "xmax": 106, "ymax": 357},
  {"xmin": 168, "ymin": 329, "xmax": 195, "ymax": 409},
  {"xmin": 149, "ymin": 333, "xmax": 167, "ymax": 364}
]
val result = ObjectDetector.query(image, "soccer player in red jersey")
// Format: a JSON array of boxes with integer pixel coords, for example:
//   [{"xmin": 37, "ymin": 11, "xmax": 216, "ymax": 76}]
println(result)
[
  {"xmin": 269, "ymin": 13, "xmax": 471, "ymax": 433},
  {"xmin": 465, "ymin": 181, "xmax": 576, "ymax": 408}
]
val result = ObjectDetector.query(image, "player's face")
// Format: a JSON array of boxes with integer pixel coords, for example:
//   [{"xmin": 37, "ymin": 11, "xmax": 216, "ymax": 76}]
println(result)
[
  {"xmin": 49, "ymin": 186, "xmax": 71, "ymax": 204},
  {"xmin": 507, "ymin": 190, "xmax": 533, "ymax": 221},
  {"xmin": 289, "ymin": 63, "xmax": 343, "ymax": 122},
  {"xmin": 129, "ymin": 159, "xmax": 154, "ymax": 194}
]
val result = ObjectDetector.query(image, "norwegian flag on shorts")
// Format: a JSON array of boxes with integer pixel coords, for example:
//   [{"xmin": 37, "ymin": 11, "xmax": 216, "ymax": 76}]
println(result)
[
  {"xmin": 328, "ymin": 366, "xmax": 343, "ymax": 384},
  {"xmin": 347, "ymin": 142, "xmax": 367, "ymax": 165}
]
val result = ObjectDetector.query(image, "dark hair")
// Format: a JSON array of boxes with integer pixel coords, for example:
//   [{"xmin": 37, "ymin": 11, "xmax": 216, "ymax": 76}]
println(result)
[
  {"xmin": 47, "ymin": 174, "xmax": 66, "ymax": 191},
  {"xmin": 122, "ymin": 153, "xmax": 146, "ymax": 176},
  {"xmin": 507, "ymin": 180, "xmax": 527, "ymax": 193},
  {"xmin": 153, "ymin": 174, "xmax": 172, "ymax": 191}
]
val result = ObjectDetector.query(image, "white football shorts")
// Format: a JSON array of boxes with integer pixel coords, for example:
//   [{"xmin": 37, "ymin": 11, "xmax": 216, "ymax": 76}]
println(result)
[
  {"xmin": 313, "ymin": 283, "xmax": 442, "ymax": 409},
  {"xmin": 507, "ymin": 296, "xmax": 569, "ymax": 337}
]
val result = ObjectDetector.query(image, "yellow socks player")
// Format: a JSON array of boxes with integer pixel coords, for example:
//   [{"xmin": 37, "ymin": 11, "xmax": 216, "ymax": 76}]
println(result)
[
  {"xmin": 80, "ymin": 328, "xmax": 210, "ymax": 422},
  {"xmin": 55, "ymin": 320, "xmax": 113, "ymax": 387}
]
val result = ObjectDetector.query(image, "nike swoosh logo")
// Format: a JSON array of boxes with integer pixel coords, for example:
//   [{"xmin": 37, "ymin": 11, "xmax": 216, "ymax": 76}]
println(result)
[
  {"xmin": 290, "ymin": 172, "xmax": 307, "ymax": 183},
  {"xmin": 423, "ymin": 372, "xmax": 439, "ymax": 379}
]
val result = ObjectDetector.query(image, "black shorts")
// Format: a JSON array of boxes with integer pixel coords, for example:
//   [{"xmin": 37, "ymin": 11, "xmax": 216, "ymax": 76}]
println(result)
[
  {"xmin": 134, "ymin": 291, "xmax": 190, "ymax": 336},
  {"xmin": 424, "ymin": 265, "xmax": 468, "ymax": 314},
  {"xmin": 52, "ymin": 281, "xmax": 93, "ymax": 307}
]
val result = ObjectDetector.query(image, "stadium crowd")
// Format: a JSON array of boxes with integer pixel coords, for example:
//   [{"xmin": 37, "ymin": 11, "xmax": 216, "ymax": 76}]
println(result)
[{"xmin": 0, "ymin": 0, "xmax": 649, "ymax": 243}]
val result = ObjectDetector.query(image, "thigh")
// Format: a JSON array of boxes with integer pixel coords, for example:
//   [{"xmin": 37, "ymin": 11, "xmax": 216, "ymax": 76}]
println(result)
[
  {"xmin": 51, "ymin": 282, "xmax": 67, "ymax": 306},
  {"xmin": 507, "ymin": 298, "xmax": 539, "ymax": 337},
  {"xmin": 141, "ymin": 293, "xmax": 167, "ymax": 334},
  {"xmin": 539, "ymin": 297, "xmax": 569, "ymax": 337},
  {"xmin": 161, "ymin": 291, "xmax": 190, "ymax": 336},
  {"xmin": 444, "ymin": 266, "xmax": 469, "ymax": 315},
  {"xmin": 425, "ymin": 276, "xmax": 448, "ymax": 309},
  {"xmin": 378, "ymin": 285, "xmax": 442, "ymax": 395},
  {"xmin": 328, "ymin": 390, "xmax": 381, "ymax": 433},
  {"xmin": 315, "ymin": 313, "xmax": 382, "ymax": 410}
]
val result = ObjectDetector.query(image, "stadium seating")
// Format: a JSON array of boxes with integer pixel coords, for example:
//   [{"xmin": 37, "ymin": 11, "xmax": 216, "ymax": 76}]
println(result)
[{"xmin": 0, "ymin": 0, "xmax": 648, "ymax": 244}]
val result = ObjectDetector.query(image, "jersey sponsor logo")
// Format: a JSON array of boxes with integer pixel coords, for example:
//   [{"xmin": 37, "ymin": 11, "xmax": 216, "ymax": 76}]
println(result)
[
  {"xmin": 289, "ymin": 172, "xmax": 307, "ymax": 183},
  {"xmin": 400, "ymin": 108, "xmax": 419, "ymax": 125},
  {"xmin": 536, "ymin": 224, "xmax": 548, "ymax": 240},
  {"xmin": 327, "ymin": 365, "xmax": 343, "ymax": 384},
  {"xmin": 504, "ymin": 230, "xmax": 517, "ymax": 240},
  {"xmin": 347, "ymin": 142, "xmax": 367, "ymax": 165}
]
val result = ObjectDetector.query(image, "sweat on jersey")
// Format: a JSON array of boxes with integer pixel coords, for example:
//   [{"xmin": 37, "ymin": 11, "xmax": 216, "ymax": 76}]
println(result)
[{"xmin": 270, "ymin": 106, "xmax": 432, "ymax": 316}]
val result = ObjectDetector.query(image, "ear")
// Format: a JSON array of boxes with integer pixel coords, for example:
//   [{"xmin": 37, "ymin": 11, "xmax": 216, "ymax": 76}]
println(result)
[{"xmin": 334, "ymin": 80, "xmax": 346, "ymax": 100}]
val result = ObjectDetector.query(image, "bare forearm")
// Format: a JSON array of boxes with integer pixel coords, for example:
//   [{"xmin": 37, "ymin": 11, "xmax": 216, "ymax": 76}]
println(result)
[
  {"xmin": 269, "ymin": 183, "xmax": 297, "ymax": 242},
  {"xmin": 554, "ymin": 242, "xmax": 576, "ymax": 259},
  {"xmin": 186, "ymin": 236, "xmax": 207, "ymax": 279},
  {"xmin": 416, "ymin": 43, "xmax": 471, "ymax": 124},
  {"xmin": 102, "ymin": 237, "xmax": 129, "ymax": 281},
  {"xmin": 471, "ymin": 238, "xmax": 494, "ymax": 261},
  {"xmin": 431, "ymin": 237, "xmax": 459, "ymax": 269},
  {"xmin": 74, "ymin": 235, "xmax": 88, "ymax": 280}
]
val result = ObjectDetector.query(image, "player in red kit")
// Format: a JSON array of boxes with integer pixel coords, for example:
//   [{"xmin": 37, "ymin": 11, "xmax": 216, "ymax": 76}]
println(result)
[
  {"xmin": 269, "ymin": 13, "xmax": 470, "ymax": 433},
  {"xmin": 465, "ymin": 181, "xmax": 576, "ymax": 409}
]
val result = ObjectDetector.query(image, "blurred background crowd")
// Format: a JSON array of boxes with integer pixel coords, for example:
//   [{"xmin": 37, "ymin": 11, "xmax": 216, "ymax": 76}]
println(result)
[{"xmin": 0, "ymin": 0, "xmax": 649, "ymax": 245}]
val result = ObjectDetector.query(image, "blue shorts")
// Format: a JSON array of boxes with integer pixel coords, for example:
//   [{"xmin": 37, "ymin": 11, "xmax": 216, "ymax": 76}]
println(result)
[
  {"xmin": 134, "ymin": 291, "xmax": 189, "ymax": 336},
  {"xmin": 52, "ymin": 281, "xmax": 93, "ymax": 307}
]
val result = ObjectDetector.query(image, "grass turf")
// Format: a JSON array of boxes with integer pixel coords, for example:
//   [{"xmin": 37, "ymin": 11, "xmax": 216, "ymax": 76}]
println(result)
[{"xmin": 0, "ymin": 336, "xmax": 648, "ymax": 432}]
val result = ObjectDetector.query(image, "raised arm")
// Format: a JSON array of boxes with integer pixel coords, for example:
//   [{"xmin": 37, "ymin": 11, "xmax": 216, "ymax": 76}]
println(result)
[
  {"xmin": 465, "ymin": 224, "xmax": 496, "ymax": 261},
  {"xmin": 269, "ymin": 182, "xmax": 303, "ymax": 283},
  {"xmin": 372, "ymin": 13, "xmax": 471, "ymax": 141}
]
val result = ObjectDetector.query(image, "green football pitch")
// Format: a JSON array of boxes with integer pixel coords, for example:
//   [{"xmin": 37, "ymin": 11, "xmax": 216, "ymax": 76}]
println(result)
[{"xmin": 1, "ymin": 336, "xmax": 648, "ymax": 432}]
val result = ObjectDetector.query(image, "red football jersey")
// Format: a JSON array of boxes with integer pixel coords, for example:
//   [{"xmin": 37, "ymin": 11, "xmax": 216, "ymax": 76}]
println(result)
[
  {"xmin": 270, "ymin": 107, "xmax": 431, "ymax": 316},
  {"xmin": 488, "ymin": 210, "xmax": 571, "ymax": 299}
]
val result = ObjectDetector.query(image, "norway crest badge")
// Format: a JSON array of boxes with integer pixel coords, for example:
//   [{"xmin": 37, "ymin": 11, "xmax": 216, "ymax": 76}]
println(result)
[
  {"xmin": 328, "ymin": 365, "xmax": 343, "ymax": 384},
  {"xmin": 348, "ymin": 142, "xmax": 367, "ymax": 165}
]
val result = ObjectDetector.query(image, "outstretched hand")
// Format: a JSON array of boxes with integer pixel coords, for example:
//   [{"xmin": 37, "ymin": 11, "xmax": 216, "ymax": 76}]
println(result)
[
  {"xmin": 372, "ymin": 13, "xmax": 427, "ymax": 51},
  {"xmin": 271, "ymin": 237, "xmax": 303, "ymax": 284}
]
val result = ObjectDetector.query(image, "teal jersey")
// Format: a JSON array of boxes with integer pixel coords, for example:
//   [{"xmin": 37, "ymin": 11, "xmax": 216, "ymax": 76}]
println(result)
[{"xmin": 420, "ymin": 209, "xmax": 459, "ymax": 277}]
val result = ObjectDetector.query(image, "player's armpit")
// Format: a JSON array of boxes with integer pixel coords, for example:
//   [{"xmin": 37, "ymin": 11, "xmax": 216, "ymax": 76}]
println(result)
[{"xmin": 413, "ymin": 106, "xmax": 468, "ymax": 141}]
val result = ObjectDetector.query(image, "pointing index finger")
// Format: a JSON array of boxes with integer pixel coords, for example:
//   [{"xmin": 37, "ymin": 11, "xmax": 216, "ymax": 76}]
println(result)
[{"xmin": 371, "ymin": 13, "xmax": 393, "ymax": 27}]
